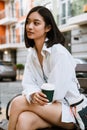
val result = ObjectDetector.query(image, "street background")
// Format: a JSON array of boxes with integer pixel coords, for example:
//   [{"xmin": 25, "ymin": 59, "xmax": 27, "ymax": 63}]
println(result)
[{"xmin": 0, "ymin": 80, "xmax": 23, "ymax": 121}]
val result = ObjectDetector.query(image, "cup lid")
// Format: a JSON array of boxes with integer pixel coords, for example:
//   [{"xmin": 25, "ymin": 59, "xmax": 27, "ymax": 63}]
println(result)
[{"xmin": 41, "ymin": 83, "xmax": 55, "ymax": 90}]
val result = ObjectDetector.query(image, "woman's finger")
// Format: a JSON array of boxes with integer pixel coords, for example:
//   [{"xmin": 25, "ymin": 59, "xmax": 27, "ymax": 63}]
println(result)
[{"xmin": 35, "ymin": 92, "xmax": 49, "ymax": 105}]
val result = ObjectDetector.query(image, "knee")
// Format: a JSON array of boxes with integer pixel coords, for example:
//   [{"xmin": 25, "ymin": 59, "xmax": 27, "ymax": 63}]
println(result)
[
  {"xmin": 16, "ymin": 112, "xmax": 27, "ymax": 130},
  {"xmin": 10, "ymin": 95, "xmax": 27, "ymax": 114},
  {"xmin": 16, "ymin": 112, "xmax": 37, "ymax": 130}
]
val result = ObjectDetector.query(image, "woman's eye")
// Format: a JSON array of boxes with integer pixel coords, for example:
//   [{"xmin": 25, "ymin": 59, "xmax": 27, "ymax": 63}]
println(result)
[
  {"xmin": 26, "ymin": 19, "xmax": 40, "ymax": 26},
  {"xmin": 34, "ymin": 22, "xmax": 40, "ymax": 26}
]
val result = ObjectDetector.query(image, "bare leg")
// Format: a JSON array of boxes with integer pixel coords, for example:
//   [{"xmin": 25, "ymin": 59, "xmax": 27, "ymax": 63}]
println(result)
[
  {"xmin": 8, "ymin": 95, "xmax": 75, "ymax": 130},
  {"xmin": 16, "ymin": 111, "xmax": 52, "ymax": 130}
]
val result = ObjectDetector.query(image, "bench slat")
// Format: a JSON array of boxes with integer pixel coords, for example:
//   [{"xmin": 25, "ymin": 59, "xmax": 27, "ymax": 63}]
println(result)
[
  {"xmin": 78, "ymin": 78, "xmax": 87, "ymax": 89},
  {"xmin": 76, "ymin": 64, "xmax": 87, "ymax": 73},
  {"xmin": 75, "ymin": 64, "xmax": 87, "ymax": 89}
]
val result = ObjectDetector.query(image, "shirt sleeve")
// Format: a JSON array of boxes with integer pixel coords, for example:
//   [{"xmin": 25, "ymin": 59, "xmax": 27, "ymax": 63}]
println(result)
[
  {"xmin": 22, "ymin": 55, "xmax": 41, "ymax": 103},
  {"xmin": 48, "ymin": 51, "xmax": 76, "ymax": 101}
]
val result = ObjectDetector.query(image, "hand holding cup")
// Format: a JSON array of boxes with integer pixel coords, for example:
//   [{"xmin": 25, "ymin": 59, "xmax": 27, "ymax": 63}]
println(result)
[{"xmin": 41, "ymin": 83, "xmax": 55, "ymax": 104}]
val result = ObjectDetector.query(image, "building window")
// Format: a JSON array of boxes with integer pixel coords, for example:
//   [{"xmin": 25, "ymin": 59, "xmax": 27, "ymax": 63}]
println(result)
[
  {"xmin": 61, "ymin": 2, "xmax": 66, "ymax": 24},
  {"xmin": 68, "ymin": 0, "xmax": 72, "ymax": 17},
  {"xmin": 62, "ymin": 3, "xmax": 66, "ymax": 17},
  {"xmin": 19, "ymin": 0, "xmax": 24, "ymax": 16},
  {"xmin": 10, "ymin": 1, "xmax": 15, "ymax": 17},
  {"xmin": 11, "ymin": 25, "xmax": 16, "ymax": 43},
  {"xmin": 59, "ymin": 0, "xmax": 72, "ymax": 25},
  {"xmin": 20, "ymin": 22, "xmax": 24, "ymax": 43}
]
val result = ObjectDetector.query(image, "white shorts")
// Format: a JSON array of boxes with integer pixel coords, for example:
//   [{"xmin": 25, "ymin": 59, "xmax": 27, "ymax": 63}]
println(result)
[{"xmin": 62, "ymin": 103, "xmax": 76, "ymax": 123}]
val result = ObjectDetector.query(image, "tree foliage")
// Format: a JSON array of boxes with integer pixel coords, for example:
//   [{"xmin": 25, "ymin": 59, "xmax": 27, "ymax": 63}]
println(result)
[{"xmin": 71, "ymin": 0, "xmax": 87, "ymax": 16}]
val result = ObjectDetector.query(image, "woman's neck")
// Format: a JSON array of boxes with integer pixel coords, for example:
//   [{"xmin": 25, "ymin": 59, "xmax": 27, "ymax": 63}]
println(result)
[
  {"xmin": 34, "ymin": 37, "xmax": 46, "ymax": 67},
  {"xmin": 34, "ymin": 37, "xmax": 46, "ymax": 54}
]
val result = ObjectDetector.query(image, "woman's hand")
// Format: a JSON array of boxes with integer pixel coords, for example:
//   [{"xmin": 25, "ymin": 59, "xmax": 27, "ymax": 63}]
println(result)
[{"xmin": 31, "ymin": 92, "xmax": 49, "ymax": 105}]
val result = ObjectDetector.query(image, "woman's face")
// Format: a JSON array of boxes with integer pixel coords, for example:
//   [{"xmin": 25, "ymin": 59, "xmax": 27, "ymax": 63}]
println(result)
[{"xmin": 26, "ymin": 12, "xmax": 49, "ymax": 41}]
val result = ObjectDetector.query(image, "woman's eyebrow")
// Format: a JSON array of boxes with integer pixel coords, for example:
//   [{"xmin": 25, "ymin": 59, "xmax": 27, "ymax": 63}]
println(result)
[
  {"xmin": 34, "ymin": 19, "xmax": 41, "ymax": 22},
  {"xmin": 27, "ymin": 18, "xmax": 41, "ymax": 22}
]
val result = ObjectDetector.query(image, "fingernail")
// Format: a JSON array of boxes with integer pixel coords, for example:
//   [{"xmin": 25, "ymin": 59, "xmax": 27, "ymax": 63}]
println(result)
[{"xmin": 44, "ymin": 94, "xmax": 47, "ymax": 97}]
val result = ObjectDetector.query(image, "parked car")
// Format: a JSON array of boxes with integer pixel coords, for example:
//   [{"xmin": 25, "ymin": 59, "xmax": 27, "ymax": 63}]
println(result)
[
  {"xmin": 74, "ymin": 58, "xmax": 87, "ymax": 78},
  {"xmin": 0, "ymin": 60, "xmax": 16, "ymax": 81}
]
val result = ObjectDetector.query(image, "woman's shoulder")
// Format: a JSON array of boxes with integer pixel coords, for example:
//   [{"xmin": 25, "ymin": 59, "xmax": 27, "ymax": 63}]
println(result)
[
  {"xmin": 51, "ymin": 43, "xmax": 76, "ymax": 68},
  {"xmin": 51, "ymin": 43, "xmax": 68, "ymax": 55}
]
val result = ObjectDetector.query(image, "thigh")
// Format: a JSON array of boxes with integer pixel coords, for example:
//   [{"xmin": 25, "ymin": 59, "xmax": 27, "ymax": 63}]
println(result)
[
  {"xmin": 11, "ymin": 95, "xmax": 62, "ymax": 124},
  {"xmin": 10, "ymin": 95, "xmax": 75, "ymax": 129},
  {"xmin": 9, "ymin": 95, "xmax": 61, "ymax": 125},
  {"xmin": 16, "ymin": 111, "xmax": 52, "ymax": 130}
]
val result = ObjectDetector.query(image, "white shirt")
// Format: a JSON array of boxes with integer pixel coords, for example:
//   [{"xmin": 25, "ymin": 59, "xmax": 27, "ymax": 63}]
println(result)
[{"xmin": 22, "ymin": 43, "xmax": 81, "ymax": 105}]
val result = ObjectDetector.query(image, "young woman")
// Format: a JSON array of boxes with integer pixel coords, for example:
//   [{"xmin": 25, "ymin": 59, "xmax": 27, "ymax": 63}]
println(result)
[{"xmin": 8, "ymin": 6, "xmax": 83, "ymax": 130}]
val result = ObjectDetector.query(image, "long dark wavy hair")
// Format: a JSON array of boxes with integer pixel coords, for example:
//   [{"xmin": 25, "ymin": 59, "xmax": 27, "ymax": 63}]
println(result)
[{"xmin": 24, "ymin": 6, "xmax": 65, "ymax": 48}]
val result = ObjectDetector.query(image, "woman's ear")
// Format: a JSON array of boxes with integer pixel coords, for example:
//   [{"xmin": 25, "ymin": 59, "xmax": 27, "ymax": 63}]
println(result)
[{"xmin": 46, "ymin": 25, "xmax": 51, "ymax": 32}]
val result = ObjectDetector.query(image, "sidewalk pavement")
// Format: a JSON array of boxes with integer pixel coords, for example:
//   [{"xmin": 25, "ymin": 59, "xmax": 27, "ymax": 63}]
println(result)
[
  {"xmin": 0, "ymin": 119, "xmax": 8, "ymax": 130},
  {"xmin": 0, "ymin": 108, "xmax": 8, "ymax": 130},
  {"xmin": 0, "ymin": 108, "xmax": 6, "ymax": 122},
  {"xmin": 0, "ymin": 80, "xmax": 23, "ymax": 130}
]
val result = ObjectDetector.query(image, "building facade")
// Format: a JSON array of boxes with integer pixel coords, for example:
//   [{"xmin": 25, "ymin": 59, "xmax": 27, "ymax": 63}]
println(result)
[
  {"xmin": 58, "ymin": 0, "xmax": 87, "ymax": 59},
  {"xmin": 0, "ymin": 0, "xmax": 87, "ymax": 65},
  {"xmin": 0, "ymin": 0, "xmax": 34, "ymax": 64}
]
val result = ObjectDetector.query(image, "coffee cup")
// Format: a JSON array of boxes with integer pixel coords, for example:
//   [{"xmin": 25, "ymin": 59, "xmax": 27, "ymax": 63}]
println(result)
[{"xmin": 41, "ymin": 83, "xmax": 55, "ymax": 104}]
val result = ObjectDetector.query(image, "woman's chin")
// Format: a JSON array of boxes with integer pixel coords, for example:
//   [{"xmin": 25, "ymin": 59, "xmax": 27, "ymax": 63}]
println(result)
[{"xmin": 27, "ymin": 35, "xmax": 34, "ymax": 39}]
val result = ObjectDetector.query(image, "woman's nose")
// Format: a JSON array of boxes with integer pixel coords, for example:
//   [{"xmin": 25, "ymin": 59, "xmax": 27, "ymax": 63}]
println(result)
[{"xmin": 27, "ymin": 22, "xmax": 33, "ymax": 29}]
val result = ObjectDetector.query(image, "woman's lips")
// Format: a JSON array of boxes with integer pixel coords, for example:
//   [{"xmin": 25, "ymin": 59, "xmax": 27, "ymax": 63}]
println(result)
[
  {"xmin": 27, "ymin": 31, "xmax": 34, "ymax": 35},
  {"xmin": 27, "ymin": 32, "xmax": 34, "ymax": 38}
]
